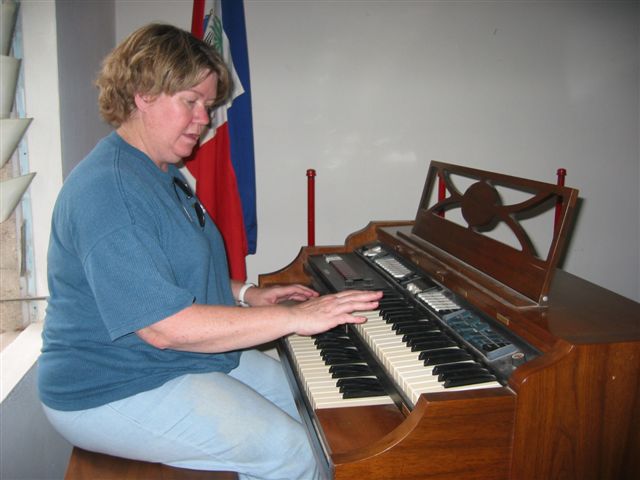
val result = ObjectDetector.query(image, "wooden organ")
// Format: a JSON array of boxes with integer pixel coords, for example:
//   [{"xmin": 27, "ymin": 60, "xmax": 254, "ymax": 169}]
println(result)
[{"xmin": 258, "ymin": 162, "xmax": 640, "ymax": 480}]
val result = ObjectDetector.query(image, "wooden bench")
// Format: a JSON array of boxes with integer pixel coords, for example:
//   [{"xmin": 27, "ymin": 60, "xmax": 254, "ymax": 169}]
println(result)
[{"xmin": 65, "ymin": 447, "xmax": 238, "ymax": 480}]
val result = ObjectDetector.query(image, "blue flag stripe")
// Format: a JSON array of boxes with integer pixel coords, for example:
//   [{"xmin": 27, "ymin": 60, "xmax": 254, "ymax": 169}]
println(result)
[{"xmin": 221, "ymin": 0, "xmax": 257, "ymax": 254}]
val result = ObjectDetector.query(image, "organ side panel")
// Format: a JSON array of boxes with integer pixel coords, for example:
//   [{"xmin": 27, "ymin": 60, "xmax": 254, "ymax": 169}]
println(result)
[
  {"xmin": 330, "ymin": 389, "xmax": 515, "ymax": 480},
  {"xmin": 510, "ymin": 341, "xmax": 640, "ymax": 480}
]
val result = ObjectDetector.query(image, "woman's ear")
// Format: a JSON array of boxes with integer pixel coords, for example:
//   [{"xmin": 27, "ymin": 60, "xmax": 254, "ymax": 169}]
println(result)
[{"xmin": 134, "ymin": 93, "xmax": 154, "ymax": 112}]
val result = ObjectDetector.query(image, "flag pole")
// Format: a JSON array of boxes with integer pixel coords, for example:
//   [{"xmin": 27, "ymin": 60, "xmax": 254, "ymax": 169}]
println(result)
[
  {"xmin": 191, "ymin": 0, "xmax": 205, "ymax": 38},
  {"xmin": 554, "ymin": 168, "xmax": 566, "ymax": 237},
  {"xmin": 307, "ymin": 169, "xmax": 316, "ymax": 246}
]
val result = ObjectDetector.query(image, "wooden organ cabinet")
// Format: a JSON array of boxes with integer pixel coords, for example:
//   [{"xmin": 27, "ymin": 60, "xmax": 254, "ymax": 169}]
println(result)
[{"xmin": 259, "ymin": 162, "xmax": 640, "ymax": 480}]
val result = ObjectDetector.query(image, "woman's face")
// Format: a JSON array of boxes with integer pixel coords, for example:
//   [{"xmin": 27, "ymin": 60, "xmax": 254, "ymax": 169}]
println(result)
[{"xmin": 137, "ymin": 72, "xmax": 218, "ymax": 171}]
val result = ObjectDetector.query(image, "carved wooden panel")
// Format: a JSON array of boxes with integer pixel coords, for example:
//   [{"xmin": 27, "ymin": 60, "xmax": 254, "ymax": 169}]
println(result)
[{"xmin": 412, "ymin": 161, "xmax": 579, "ymax": 304}]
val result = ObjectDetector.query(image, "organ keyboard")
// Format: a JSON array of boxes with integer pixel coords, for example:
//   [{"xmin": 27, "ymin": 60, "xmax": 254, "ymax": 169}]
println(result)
[{"xmin": 259, "ymin": 162, "xmax": 640, "ymax": 480}]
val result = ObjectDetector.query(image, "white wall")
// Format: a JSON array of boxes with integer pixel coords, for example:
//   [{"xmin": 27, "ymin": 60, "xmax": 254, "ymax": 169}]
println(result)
[
  {"xmin": 115, "ymin": 0, "xmax": 640, "ymax": 302},
  {"xmin": 21, "ymin": 0, "xmax": 64, "ymax": 308}
]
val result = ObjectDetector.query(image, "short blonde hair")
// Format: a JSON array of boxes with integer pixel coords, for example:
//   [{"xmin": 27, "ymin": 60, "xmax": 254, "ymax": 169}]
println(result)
[{"xmin": 96, "ymin": 23, "xmax": 231, "ymax": 127}]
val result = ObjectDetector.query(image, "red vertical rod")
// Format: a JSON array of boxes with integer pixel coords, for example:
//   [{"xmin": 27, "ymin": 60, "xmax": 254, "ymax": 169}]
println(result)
[
  {"xmin": 438, "ymin": 175, "xmax": 446, "ymax": 217},
  {"xmin": 307, "ymin": 169, "xmax": 316, "ymax": 246},
  {"xmin": 554, "ymin": 168, "xmax": 566, "ymax": 236},
  {"xmin": 191, "ymin": 0, "xmax": 206, "ymax": 38}
]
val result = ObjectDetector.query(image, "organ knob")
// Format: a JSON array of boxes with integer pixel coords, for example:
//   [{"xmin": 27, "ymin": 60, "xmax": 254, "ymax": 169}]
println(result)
[{"xmin": 511, "ymin": 352, "xmax": 526, "ymax": 368}]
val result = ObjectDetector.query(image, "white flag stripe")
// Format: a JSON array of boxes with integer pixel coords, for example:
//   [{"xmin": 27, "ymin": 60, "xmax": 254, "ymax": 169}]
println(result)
[{"xmin": 199, "ymin": 0, "xmax": 245, "ymax": 145}]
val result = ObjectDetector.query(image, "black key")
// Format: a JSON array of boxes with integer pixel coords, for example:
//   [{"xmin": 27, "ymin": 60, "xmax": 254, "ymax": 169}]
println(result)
[
  {"xmin": 384, "ymin": 314, "xmax": 421, "ymax": 324},
  {"xmin": 319, "ymin": 347, "xmax": 359, "ymax": 356},
  {"xmin": 332, "ymin": 371, "xmax": 372, "ymax": 379},
  {"xmin": 329, "ymin": 364, "xmax": 373, "ymax": 378},
  {"xmin": 422, "ymin": 350, "xmax": 473, "ymax": 366},
  {"xmin": 403, "ymin": 330, "xmax": 444, "ymax": 344},
  {"xmin": 404, "ymin": 330, "xmax": 447, "ymax": 340},
  {"xmin": 314, "ymin": 338, "xmax": 354, "ymax": 347},
  {"xmin": 408, "ymin": 337, "xmax": 452, "ymax": 350},
  {"xmin": 390, "ymin": 318, "xmax": 432, "ymax": 329},
  {"xmin": 315, "ymin": 336, "xmax": 352, "ymax": 343},
  {"xmin": 342, "ymin": 388, "xmax": 388, "ymax": 399},
  {"xmin": 383, "ymin": 310, "xmax": 421, "ymax": 320},
  {"xmin": 323, "ymin": 354, "xmax": 363, "ymax": 365},
  {"xmin": 389, "ymin": 315, "xmax": 432, "ymax": 324},
  {"xmin": 316, "ymin": 328, "xmax": 349, "ymax": 338},
  {"xmin": 438, "ymin": 367, "xmax": 490, "ymax": 382},
  {"xmin": 380, "ymin": 292, "xmax": 408, "ymax": 299},
  {"xmin": 443, "ymin": 374, "xmax": 497, "ymax": 388},
  {"xmin": 378, "ymin": 298, "xmax": 408, "ymax": 307},
  {"xmin": 321, "ymin": 348, "xmax": 362, "ymax": 358},
  {"xmin": 432, "ymin": 362, "xmax": 481, "ymax": 375},
  {"xmin": 395, "ymin": 323, "xmax": 438, "ymax": 335},
  {"xmin": 314, "ymin": 334, "xmax": 349, "ymax": 343},
  {"xmin": 381, "ymin": 304, "xmax": 415, "ymax": 312},
  {"xmin": 381, "ymin": 306, "xmax": 415, "ymax": 314},
  {"xmin": 419, "ymin": 347, "xmax": 464, "ymax": 357},
  {"xmin": 379, "ymin": 303, "xmax": 404, "ymax": 310},
  {"xmin": 391, "ymin": 316, "xmax": 434, "ymax": 326},
  {"xmin": 412, "ymin": 339, "xmax": 457, "ymax": 352},
  {"xmin": 390, "ymin": 319, "xmax": 426, "ymax": 330},
  {"xmin": 336, "ymin": 377, "xmax": 381, "ymax": 388},
  {"xmin": 340, "ymin": 385, "xmax": 386, "ymax": 395}
]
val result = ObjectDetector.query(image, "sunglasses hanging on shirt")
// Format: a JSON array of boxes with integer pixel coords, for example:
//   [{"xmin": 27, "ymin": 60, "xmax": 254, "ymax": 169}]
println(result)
[{"xmin": 172, "ymin": 176, "xmax": 206, "ymax": 229}]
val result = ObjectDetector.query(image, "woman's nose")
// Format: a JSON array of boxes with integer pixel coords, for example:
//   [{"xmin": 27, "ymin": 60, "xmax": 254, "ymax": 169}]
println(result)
[{"xmin": 195, "ymin": 104, "xmax": 211, "ymax": 125}]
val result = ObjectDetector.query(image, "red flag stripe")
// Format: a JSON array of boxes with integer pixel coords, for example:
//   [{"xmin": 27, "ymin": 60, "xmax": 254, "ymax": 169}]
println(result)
[
  {"xmin": 191, "ymin": 0, "xmax": 205, "ymax": 39},
  {"xmin": 186, "ymin": 124, "xmax": 248, "ymax": 281}
]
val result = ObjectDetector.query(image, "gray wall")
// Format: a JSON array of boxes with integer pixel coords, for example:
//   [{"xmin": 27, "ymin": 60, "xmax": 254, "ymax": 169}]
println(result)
[
  {"xmin": 243, "ymin": 0, "xmax": 640, "ymax": 301},
  {"xmin": 0, "ymin": 365, "xmax": 71, "ymax": 480},
  {"xmin": 56, "ymin": 0, "xmax": 114, "ymax": 178}
]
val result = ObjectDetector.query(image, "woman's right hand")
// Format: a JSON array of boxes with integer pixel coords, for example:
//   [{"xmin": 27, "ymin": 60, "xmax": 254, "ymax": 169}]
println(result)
[
  {"xmin": 288, "ymin": 290, "xmax": 383, "ymax": 336},
  {"xmin": 137, "ymin": 290, "xmax": 383, "ymax": 354}
]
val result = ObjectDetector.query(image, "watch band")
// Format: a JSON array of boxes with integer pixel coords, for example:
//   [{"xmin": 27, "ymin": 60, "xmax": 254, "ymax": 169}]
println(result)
[{"xmin": 238, "ymin": 282, "xmax": 256, "ymax": 307}]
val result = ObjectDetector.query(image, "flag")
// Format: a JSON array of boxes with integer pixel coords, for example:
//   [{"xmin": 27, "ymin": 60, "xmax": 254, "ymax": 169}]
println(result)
[{"xmin": 187, "ymin": 0, "xmax": 257, "ymax": 281}]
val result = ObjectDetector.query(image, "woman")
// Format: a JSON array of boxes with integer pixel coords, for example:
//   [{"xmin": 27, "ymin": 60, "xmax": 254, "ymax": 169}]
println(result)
[{"xmin": 38, "ymin": 24, "xmax": 381, "ymax": 479}]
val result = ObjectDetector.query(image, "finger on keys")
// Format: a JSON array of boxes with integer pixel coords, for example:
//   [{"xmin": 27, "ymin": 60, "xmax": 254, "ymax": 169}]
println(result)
[
  {"xmin": 335, "ymin": 290, "xmax": 383, "ymax": 303},
  {"xmin": 334, "ymin": 292, "xmax": 382, "ymax": 317}
]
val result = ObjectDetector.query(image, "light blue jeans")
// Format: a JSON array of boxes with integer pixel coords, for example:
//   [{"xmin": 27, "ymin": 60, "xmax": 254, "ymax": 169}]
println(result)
[{"xmin": 42, "ymin": 350, "xmax": 320, "ymax": 480}]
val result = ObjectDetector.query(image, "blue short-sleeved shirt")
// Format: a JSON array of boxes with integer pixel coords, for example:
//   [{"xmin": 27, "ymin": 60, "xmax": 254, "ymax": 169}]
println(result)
[{"xmin": 38, "ymin": 132, "xmax": 241, "ymax": 411}]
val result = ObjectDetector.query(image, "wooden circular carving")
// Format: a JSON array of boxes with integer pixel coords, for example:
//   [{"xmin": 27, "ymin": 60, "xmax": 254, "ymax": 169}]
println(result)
[{"xmin": 460, "ymin": 181, "xmax": 501, "ymax": 227}]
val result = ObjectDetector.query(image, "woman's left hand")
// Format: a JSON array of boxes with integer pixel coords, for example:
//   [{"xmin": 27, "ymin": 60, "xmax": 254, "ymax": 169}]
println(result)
[{"xmin": 244, "ymin": 284, "xmax": 319, "ymax": 307}]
